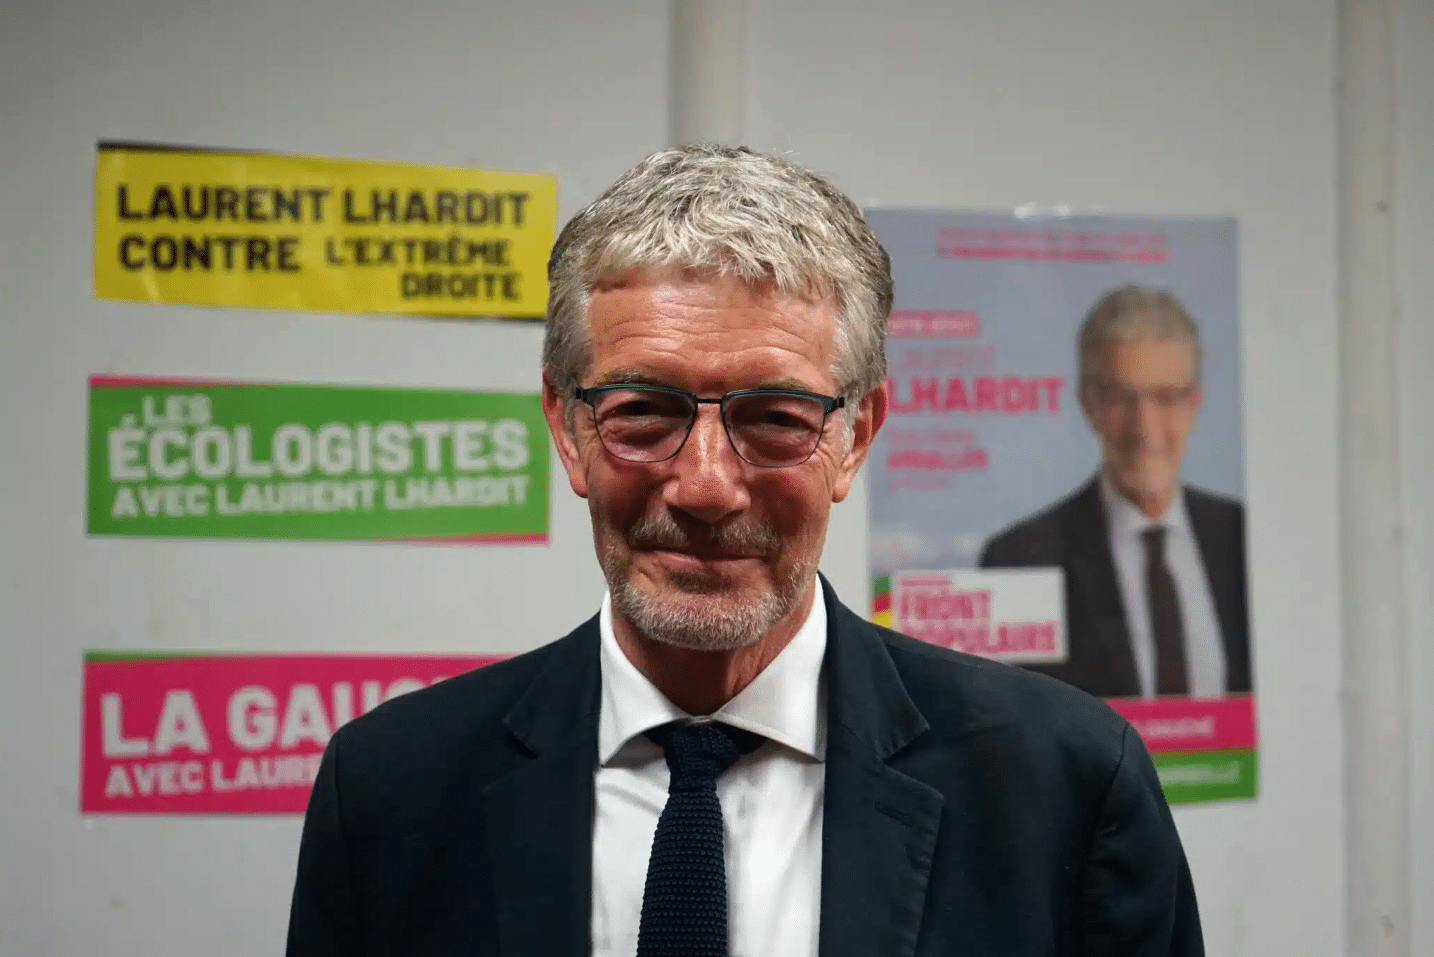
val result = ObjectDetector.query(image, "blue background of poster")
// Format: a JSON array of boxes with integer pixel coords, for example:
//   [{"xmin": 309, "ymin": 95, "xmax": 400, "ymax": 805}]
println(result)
[{"xmin": 867, "ymin": 211, "xmax": 1241, "ymax": 577}]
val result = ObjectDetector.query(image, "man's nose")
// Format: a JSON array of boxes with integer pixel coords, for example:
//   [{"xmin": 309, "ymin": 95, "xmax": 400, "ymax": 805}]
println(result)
[
  {"xmin": 663, "ymin": 407, "xmax": 750, "ymax": 524},
  {"xmin": 1130, "ymin": 395, "xmax": 1165, "ymax": 447}
]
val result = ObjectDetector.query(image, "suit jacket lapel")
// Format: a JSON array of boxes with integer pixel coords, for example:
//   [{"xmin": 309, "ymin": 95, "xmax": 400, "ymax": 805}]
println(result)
[
  {"xmin": 474, "ymin": 589, "xmax": 958, "ymax": 957},
  {"xmin": 481, "ymin": 621, "xmax": 602, "ymax": 957},
  {"xmin": 818, "ymin": 584, "xmax": 944, "ymax": 957}
]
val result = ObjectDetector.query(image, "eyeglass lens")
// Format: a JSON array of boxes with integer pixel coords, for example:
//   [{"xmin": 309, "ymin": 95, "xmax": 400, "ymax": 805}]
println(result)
[
  {"xmin": 589, "ymin": 387, "xmax": 829, "ymax": 467},
  {"xmin": 1094, "ymin": 382, "xmax": 1196, "ymax": 412}
]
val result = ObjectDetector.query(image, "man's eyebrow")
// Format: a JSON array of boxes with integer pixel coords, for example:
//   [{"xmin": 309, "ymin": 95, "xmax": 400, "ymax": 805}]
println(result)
[
  {"xmin": 749, "ymin": 376, "xmax": 826, "ymax": 393},
  {"xmin": 586, "ymin": 371, "xmax": 828, "ymax": 393},
  {"xmin": 589, "ymin": 369, "xmax": 657, "ymax": 387}
]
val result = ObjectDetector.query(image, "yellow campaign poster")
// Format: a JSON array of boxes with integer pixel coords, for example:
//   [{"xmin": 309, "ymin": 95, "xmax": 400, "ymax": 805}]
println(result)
[{"xmin": 93, "ymin": 142, "xmax": 557, "ymax": 319}]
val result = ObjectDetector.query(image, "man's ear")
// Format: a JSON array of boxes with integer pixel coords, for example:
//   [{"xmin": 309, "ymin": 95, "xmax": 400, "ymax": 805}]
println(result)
[
  {"xmin": 832, "ymin": 382, "xmax": 888, "ymax": 503},
  {"xmin": 541, "ymin": 372, "xmax": 589, "ymax": 499}
]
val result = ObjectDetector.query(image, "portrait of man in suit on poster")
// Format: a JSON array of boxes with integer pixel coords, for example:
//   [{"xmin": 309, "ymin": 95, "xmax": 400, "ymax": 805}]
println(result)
[
  {"xmin": 287, "ymin": 150, "xmax": 1203, "ymax": 956},
  {"xmin": 980, "ymin": 284, "xmax": 1252, "ymax": 701}
]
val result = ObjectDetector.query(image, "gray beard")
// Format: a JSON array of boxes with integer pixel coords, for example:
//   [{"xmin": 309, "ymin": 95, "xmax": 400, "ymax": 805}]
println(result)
[{"xmin": 599, "ymin": 511, "xmax": 814, "ymax": 652}]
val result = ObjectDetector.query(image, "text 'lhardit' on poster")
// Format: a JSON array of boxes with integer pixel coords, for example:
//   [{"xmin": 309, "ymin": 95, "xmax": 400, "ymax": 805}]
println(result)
[
  {"xmin": 86, "ymin": 376, "xmax": 549, "ymax": 543},
  {"xmin": 93, "ymin": 142, "xmax": 557, "ymax": 318}
]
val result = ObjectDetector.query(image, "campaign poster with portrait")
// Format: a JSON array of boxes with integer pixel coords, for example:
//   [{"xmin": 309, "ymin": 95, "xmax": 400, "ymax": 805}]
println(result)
[{"xmin": 865, "ymin": 211, "xmax": 1255, "ymax": 804}]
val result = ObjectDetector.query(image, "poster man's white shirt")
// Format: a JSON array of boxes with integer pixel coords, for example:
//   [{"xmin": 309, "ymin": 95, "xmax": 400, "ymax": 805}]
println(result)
[{"xmin": 1100, "ymin": 474, "xmax": 1227, "ymax": 699}]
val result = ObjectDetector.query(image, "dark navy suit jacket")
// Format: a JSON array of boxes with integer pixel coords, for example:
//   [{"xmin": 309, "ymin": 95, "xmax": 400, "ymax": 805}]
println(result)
[
  {"xmin": 287, "ymin": 580, "xmax": 1202, "ymax": 956},
  {"xmin": 979, "ymin": 477, "xmax": 1252, "ymax": 700}
]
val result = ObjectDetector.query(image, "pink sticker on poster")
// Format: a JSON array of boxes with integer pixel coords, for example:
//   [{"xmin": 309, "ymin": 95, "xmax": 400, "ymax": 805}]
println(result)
[
  {"xmin": 81, "ymin": 651, "xmax": 505, "ymax": 814},
  {"xmin": 888, "ymin": 310, "xmax": 982, "ymax": 339},
  {"xmin": 1106, "ymin": 695, "xmax": 1257, "ymax": 754}
]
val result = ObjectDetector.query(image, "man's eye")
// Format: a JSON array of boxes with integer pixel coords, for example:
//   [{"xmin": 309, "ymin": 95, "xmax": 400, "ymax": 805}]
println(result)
[
  {"xmin": 599, "ymin": 392, "xmax": 690, "ymax": 420},
  {"xmin": 732, "ymin": 398, "xmax": 823, "ymax": 431},
  {"xmin": 756, "ymin": 409, "xmax": 812, "ymax": 430},
  {"xmin": 609, "ymin": 400, "xmax": 662, "ymax": 418}
]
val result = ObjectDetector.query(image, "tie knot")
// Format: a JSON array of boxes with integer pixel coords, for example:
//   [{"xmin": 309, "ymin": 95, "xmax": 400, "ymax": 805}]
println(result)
[
  {"xmin": 654, "ymin": 722, "xmax": 762, "ymax": 791},
  {"xmin": 1141, "ymin": 524, "xmax": 1168, "ymax": 553}
]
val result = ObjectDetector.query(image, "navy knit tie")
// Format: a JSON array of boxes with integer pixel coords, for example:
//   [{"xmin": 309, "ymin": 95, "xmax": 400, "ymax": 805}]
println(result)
[{"xmin": 636, "ymin": 722, "xmax": 762, "ymax": 957}]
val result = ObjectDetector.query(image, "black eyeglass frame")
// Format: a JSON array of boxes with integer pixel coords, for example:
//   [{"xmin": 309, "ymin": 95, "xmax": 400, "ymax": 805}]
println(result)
[{"xmin": 573, "ymin": 383, "xmax": 847, "ymax": 468}]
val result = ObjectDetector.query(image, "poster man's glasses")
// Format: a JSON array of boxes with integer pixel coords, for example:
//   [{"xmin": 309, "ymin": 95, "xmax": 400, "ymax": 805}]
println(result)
[{"xmin": 1089, "ymin": 382, "xmax": 1199, "ymax": 414}]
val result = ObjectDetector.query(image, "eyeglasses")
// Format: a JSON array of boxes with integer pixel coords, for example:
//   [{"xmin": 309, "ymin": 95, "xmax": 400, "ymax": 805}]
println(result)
[
  {"xmin": 1089, "ymin": 382, "xmax": 1198, "ymax": 413},
  {"xmin": 574, "ymin": 383, "xmax": 846, "ymax": 468}
]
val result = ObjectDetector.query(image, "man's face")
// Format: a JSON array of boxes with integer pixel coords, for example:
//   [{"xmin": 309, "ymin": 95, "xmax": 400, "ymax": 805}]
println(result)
[
  {"xmin": 1080, "ymin": 335, "xmax": 1202, "ymax": 515},
  {"xmin": 542, "ymin": 269, "xmax": 883, "ymax": 652}
]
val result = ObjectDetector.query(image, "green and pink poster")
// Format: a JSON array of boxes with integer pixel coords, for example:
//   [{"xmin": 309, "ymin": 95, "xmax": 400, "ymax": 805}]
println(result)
[
  {"xmin": 86, "ymin": 375, "xmax": 548, "ymax": 543},
  {"xmin": 81, "ymin": 652, "xmax": 504, "ymax": 814}
]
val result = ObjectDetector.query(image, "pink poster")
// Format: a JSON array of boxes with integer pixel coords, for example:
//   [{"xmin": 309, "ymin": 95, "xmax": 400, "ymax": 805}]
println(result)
[
  {"xmin": 81, "ymin": 651, "xmax": 504, "ymax": 814},
  {"xmin": 1105, "ymin": 696, "xmax": 1257, "ymax": 754}
]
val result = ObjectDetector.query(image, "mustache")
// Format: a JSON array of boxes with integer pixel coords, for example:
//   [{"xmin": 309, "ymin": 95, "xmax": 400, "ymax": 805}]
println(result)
[{"xmin": 625, "ymin": 511, "xmax": 782, "ymax": 556}]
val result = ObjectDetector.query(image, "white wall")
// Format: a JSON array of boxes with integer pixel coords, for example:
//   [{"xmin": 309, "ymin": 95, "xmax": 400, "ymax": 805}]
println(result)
[
  {"xmin": 0, "ymin": 1, "xmax": 1392, "ymax": 955},
  {"xmin": 0, "ymin": 3, "xmax": 665, "ymax": 955},
  {"xmin": 1396, "ymin": 0, "xmax": 1434, "ymax": 953},
  {"xmin": 745, "ymin": 4, "xmax": 1344, "ymax": 955}
]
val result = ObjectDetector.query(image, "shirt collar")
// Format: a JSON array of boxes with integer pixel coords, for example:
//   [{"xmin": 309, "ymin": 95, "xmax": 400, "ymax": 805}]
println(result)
[
  {"xmin": 597, "ymin": 583, "xmax": 828, "ymax": 765},
  {"xmin": 1099, "ymin": 470, "xmax": 1190, "ymax": 538}
]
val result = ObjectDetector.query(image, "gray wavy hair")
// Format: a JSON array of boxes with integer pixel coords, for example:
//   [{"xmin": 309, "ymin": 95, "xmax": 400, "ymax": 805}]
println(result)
[
  {"xmin": 1077, "ymin": 283, "xmax": 1203, "ymax": 392},
  {"xmin": 542, "ymin": 145, "xmax": 892, "ymax": 421}
]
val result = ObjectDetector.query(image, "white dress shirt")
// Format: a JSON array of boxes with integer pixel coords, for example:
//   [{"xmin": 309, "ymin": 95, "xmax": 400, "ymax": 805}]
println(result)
[
  {"xmin": 591, "ymin": 588, "xmax": 827, "ymax": 957},
  {"xmin": 1099, "ymin": 474, "xmax": 1227, "ymax": 699}
]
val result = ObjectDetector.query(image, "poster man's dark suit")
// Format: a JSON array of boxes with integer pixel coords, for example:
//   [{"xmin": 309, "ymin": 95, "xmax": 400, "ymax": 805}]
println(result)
[
  {"xmin": 979, "ymin": 477, "xmax": 1251, "ymax": 699},
  {"xmin": 287, "ymin": 580, "xmax": 1202, "ymax": 957}
]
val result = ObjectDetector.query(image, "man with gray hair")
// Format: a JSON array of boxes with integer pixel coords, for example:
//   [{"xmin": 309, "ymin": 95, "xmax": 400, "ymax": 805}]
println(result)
[
  {"xmin": 981, "ymin": 284, "xmax": 1251, "ymax": 701},
  {"xmin": 288, "ymin": 150, "xmax": 1202, "ymax": 956}
]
